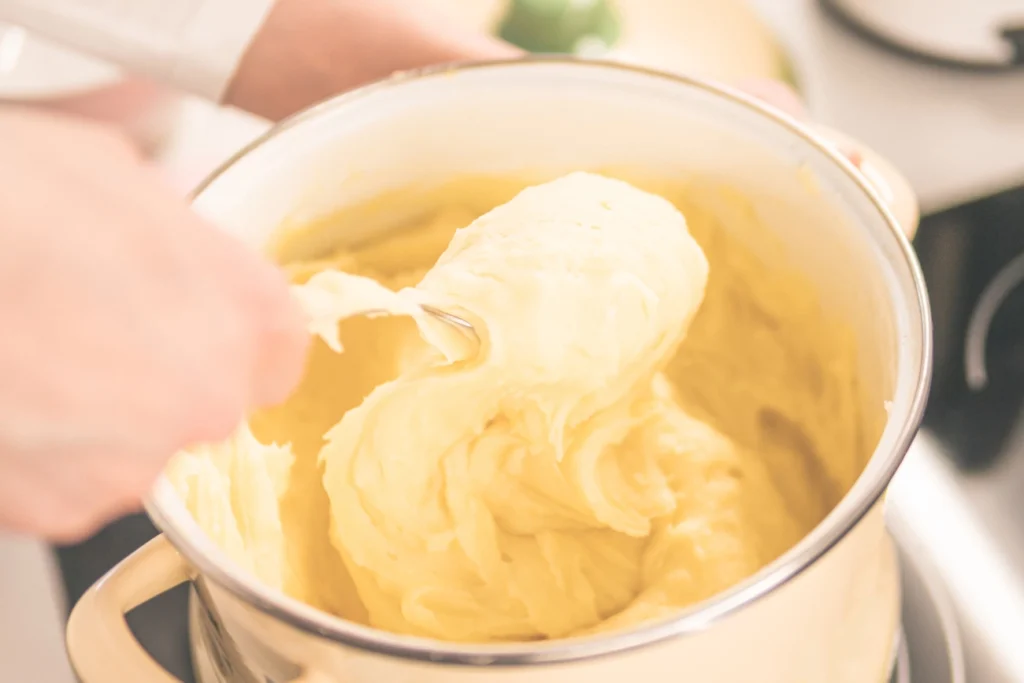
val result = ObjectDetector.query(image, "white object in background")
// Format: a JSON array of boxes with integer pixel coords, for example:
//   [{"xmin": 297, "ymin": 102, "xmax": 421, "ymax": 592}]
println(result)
[
  {"xmin": 0, "ymin": 0, "xmax": 278, "ymax": 154},
  {"xmin": 0, "ymin": 22, "xmax": 181, "ymax": 153},
  {"xmin": 0, "ymin": 0, "xmax": 275, "ymax": 101},
  {"xmin": 825, "ymin": 0, "xmax": 1024, "ymax": 67},
  {"xmin": 752, "ymin": 0, "xmax": 1024, "ymax": 214},
  {"xmin": 155, "ymin": 97, "xmax": 270, "ymax": 193},
  {"xmin": 0, "ymin": 534, "xmax": 75, "ymax": 683},
  {"xmin": 0, "ymin": 21, "xmax": 118, "ymax": 98}
]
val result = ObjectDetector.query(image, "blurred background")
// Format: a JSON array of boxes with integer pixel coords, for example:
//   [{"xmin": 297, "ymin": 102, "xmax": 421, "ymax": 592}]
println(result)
[{"xmin": 0, "ymin": 0, "xmax": 1022, "ymax": 681}]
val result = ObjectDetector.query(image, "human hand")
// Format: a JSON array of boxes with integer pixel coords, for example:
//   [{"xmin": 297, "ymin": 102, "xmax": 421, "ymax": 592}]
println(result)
[
  {"xmin": 0, "ymin": 108, "xmax": 308, "ymax": 541},
  {"xmin": 734, "ymin": 77, "xmax": 807, "ymax": 120},
  {"xmin": 226, "ymin": 0, "xmax": 521, "ymax": 121}
]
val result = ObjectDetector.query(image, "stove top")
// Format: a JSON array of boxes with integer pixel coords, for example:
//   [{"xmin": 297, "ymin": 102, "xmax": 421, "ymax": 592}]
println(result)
[
  {"xmin": 888, "ymin": 510, "xmax": 965, "ymax": 683},
  {"xmin": 888, "ymin": 184, "xmax": 1024, "ymax": 683}
]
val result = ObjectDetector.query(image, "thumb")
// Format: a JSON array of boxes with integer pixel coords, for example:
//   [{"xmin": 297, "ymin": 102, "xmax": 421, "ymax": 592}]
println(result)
[
  {"xmin": 248, "ymin": 266, "xmax": 310, "ymax": 408},
  {"xmin": 732, "ymin": 78, "xmax": 808, "ymax": 121}
]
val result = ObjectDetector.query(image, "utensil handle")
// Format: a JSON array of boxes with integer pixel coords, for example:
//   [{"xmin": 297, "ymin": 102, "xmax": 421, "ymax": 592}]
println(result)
[
  {"xmin": 66, "ymin": 535, "xmax": 190, "ymax": 683},
  {"xmin": 814, "ymin": 125, "xmax": 920, "ymax": 239}
]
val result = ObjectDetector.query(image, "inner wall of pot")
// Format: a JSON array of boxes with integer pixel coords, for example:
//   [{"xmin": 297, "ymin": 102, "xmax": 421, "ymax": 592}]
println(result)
[{"xmin": 182, "ymin": 60, "xmax": 924, "ymax": 564}]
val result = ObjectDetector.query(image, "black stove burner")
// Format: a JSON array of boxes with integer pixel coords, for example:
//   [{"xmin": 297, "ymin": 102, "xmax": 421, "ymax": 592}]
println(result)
[{"xmin": 914, "ymin": 186, "xmax": 1024, "ymax": 470}]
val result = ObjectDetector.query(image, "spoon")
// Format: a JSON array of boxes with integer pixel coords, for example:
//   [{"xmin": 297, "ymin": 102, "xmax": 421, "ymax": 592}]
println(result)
[
  {"xmin": 412, "ymin": 304, "xmax": 482, "ymax": 361},
  {"xmin": 293, "ymin": 272, "xmax": 481, "ymax": 360},
  {"xmin": 420, "ymin": 304, "xmax": 479, "ymax": 342},
  {"xmin": 355, "ymin": 304, "xmax": 480, "ymax": 362}
]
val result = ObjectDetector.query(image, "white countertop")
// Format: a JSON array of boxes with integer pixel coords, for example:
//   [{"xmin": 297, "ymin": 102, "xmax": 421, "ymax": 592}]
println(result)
[
  {"xmin": 753, "ymin": 0, "xmax": 1024, "ymax": 213},
  {"xmin": 0, "ymin": 534, "xmax": 75, "ymax": 683}
]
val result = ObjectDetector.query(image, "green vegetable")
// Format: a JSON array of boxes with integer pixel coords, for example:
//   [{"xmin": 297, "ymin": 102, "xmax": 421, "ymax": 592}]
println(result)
[{"xmin": 498, "ymin": 0, "xmax": 621, "ymax": 55}]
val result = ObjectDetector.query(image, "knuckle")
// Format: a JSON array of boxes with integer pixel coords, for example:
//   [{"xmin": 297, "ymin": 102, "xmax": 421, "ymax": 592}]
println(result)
[
  {"xmin": 33, "ymin": 502, "xmax": 104, "ymax": 544},
  {"xmin": 197, "ymin": 398, "xmax": 244, "ymax": 443},
  {"xmin": 248, "ymin": 266, "xmax": 310, "ymax": 398},
  {"xmin": 179, "ymin": 375, "xmax": 247, "ymax": 445},
  {"xmin": 79, "ymin": 120, "xmax": 140, "ymax": 159},
  {"xmin": 95, "ymin": 458, "xmax": 160, "ymax": 507},
  {"xmin": 0, "ymin": 453, "xmax": 144, "ymax": 543},
  {"xmin": 44, "ymin": 518, "xmax": 98, "ymax": 545}
]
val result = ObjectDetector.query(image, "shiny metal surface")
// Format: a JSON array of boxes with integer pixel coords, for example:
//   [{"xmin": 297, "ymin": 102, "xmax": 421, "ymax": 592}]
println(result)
[
  {"xmin": 360, "ymin": 303, "xmax": 481, "ymax": 354},
  {"xmin": 187, "ymin": 523, "xmax": 968, "ymax": 683},
  {"xmin": 187, "ymin": 585, "xmax": 905, "ymax": 683},
  {"xmin": 964, "ymin": 251, "xmax": 1024, "ymax": 391},
  {"xmin": 888, "ymin": 508, "xmax": 966, "ymax": 683},
  {"xmin": 889, "ymin": 431, "xmax": 1024, "ymax": 683},
  {"xmin": 419, "ymin": 304, "xmax": 477, "ymax": 338}
]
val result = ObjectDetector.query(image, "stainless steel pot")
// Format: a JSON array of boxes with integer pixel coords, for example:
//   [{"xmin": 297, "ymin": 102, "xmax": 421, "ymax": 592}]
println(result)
[{"xmin": 66, "ymin": 58, "xmax": 931, "ymax": 683}]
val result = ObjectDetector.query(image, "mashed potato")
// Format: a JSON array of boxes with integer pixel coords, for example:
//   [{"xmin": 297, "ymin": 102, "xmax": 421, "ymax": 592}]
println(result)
[{"xmin": 168, "ymin": 172, "xmax": 869, "ymax": 642}]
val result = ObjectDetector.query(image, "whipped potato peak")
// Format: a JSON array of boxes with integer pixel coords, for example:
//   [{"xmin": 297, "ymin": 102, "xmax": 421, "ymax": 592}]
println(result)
[
  {"xmin": 307, "ymin": 172, "xmax": 728, "ymax": 641},
  {"xmin": 416, "ymin": 172, "xmax": 709, "ymax": 417},
  {"xmin": 291, "ymin": 269, "xmax": 471, "ymax": 363}
]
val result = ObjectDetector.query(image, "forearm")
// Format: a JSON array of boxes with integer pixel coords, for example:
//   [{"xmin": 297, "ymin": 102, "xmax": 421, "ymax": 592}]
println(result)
[{"xmin": 0, "ymin": 0, "xmax": 274, "ymax": 101}]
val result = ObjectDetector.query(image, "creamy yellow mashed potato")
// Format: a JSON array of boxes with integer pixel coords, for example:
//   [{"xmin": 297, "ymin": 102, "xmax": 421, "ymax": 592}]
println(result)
[{"xmin": 168, "ymin": 171, "xmax": 870, "ymax": 642}]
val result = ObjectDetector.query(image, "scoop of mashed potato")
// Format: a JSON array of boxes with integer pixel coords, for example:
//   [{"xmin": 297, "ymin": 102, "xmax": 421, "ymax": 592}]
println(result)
[{"xmin": 169, "ymin": 171, "xmax": 865, "ymax": 642}]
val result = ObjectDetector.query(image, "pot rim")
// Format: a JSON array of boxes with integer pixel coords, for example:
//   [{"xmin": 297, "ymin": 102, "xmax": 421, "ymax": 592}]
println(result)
[{"xmin": 147, "ymin": 56, "xmax": 933, "ymax": 666}]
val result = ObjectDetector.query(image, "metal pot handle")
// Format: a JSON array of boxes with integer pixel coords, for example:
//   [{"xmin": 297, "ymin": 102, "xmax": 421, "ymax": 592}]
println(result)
[
  {"xmin": 66, "ymin": 535, "xmax": 190, "ymax": 683},
  {"xmin": 813, "ymin": 125, "xmax": 920, "ymax": 239},
  {"xmin": 66, "ymin": 534, "xmax": 330, "ymax": 683}
]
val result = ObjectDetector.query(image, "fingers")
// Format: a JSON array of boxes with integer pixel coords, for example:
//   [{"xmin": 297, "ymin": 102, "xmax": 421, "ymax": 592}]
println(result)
[
  {"xmin": 0, "ymin": 442, "xmax": 145, "ymax": 543},
  {"xmin": 184, "ymin": 216, "xmax": 310, "ymax": 411},
  {"xmin": 112, "ymin": 156, "xmax": 309, "ymax": 421},
  {"xmin": 731, "ymin": 78, "xmax": 874, "ymax": 175},
  {"xmin": 732, "ymin": 77, "xmax": 808, "ymax": 120},
  {"xmin": 0, "ymin": 109, "xmax": 310, "ymax": 542},
  {"xmin": 238, "ymin": 256, "xmax": 310, "ymax": 408}
]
